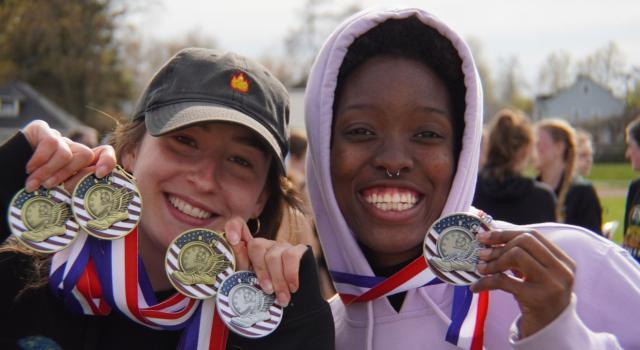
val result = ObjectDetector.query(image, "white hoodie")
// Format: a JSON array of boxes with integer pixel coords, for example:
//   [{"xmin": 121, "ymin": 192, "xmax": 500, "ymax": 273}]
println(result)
[{"xmin": 305, "ymin": 6, "xmax": 640, "ymax": 350}]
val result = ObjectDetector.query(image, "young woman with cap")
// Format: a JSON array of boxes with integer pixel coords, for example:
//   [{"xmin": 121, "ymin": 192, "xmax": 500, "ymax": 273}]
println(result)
[
  {"xmin": 303, "ymin": 7, "xmax": 640, "ymax": 349},
  {"xmin": 0, "ymin": 48, "xmax": 333, "ymax": 349}
]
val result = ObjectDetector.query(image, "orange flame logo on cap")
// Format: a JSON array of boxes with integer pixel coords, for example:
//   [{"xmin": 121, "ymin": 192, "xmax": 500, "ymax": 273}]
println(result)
[{"xmin": 230, "ymin": 72, "xmax": 249, "ymax": 93}]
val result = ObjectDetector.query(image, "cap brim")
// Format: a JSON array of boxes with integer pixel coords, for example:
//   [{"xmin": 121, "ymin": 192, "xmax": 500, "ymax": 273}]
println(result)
[{"xmin": 145, "ymin": 102, "xmax": 284, "ymax": 171}]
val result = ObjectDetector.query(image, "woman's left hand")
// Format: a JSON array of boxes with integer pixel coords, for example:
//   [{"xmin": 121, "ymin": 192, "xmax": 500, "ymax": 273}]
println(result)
[
  {"xmin": 470, "ymin": 229, "xmax": 576, "ymax": 339},
  {"xmin": 224, "ymin": 217, "xmax": 308, "ymax": 307}
]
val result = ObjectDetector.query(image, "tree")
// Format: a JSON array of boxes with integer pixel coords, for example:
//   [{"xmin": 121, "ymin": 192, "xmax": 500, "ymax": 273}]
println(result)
[
  {"xmin": 577, "ymin": 41, "xmax": 627, "ymax": 95},
  {"xmin": 537, "ymin": 51, "xmax": 572, "ymax": 95},
  {"xmin": 280, "ymin": 0, "xmax": 361, "ymax": 87},
  {"xmin": 496, "ymin": 56, "xmax": 532, "ymax": 114},
  {"xmin": 0, "ymin": 0, "xmax": 132, "ymax": 130},
  {"xmin": 466, "ymin": 37, "xmax": 500, "ymax": 120}
]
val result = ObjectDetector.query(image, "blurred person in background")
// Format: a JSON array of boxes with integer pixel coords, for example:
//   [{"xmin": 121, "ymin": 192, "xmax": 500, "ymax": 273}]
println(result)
[
  {"xmin": 473, "ymin": 109, "xmax": 556, "ymax": 224},
  {"xmin": 575, "ymin": 129, "xmax": 595, "ymax": 178},
  {"xmin": 623, "ymin": 115, "xmax": 640, "ymax": 262},
  {"xmin": 535, "ymin": 119, "xmax": 603, "ymax": 235}
]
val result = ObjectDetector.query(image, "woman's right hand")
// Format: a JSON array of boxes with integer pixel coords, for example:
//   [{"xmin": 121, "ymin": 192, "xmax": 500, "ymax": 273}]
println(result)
[
  {"xmin": 225, "ymin": 217, "xmax": 308, "ymax": 307},
  {"xmin": 21, "ymin": 120, "xmax": 116, "ymax": 192}
]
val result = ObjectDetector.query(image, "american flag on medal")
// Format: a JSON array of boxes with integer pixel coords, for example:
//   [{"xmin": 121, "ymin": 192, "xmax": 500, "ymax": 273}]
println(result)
[
  {"xmin": 9, "ymin": 187, "xmax": 80, "ymax": 253},
  {"xmin": 423, "ymin": 213, "xmax": 486, "ymax": 285},
  {"xmin": 165, "ymin": 229, "xmax": 235, "ymax": 299},
  {"xmin": 216, "ymin": 271, "xmax": 283, "ymax": 338},
  {"xmin": 72, "ymin": 171, "xmax": 141, "ymax": 240}
]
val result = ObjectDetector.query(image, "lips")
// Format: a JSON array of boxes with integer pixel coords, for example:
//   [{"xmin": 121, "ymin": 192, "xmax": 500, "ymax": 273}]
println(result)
[
  {"xmin": 361, "ymin": 187, "xmax": 419, "ymax": 212},
  {"xmin": 168, "ymin": 195, "xmax": 213, "ymax": 219}
]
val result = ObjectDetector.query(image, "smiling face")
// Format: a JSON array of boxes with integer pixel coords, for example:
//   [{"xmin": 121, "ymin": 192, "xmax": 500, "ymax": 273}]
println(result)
[
  {"xmin": 330, "ymin": 56, "xmax": 455, "ymax": 268},
  {"xmin": 123, "ymin": 122, "xmax": 272, "ymax": 257}
]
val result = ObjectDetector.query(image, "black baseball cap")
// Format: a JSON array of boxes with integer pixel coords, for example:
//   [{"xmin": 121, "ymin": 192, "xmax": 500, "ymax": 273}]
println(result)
[{"xmin": 133, "ymin": 48, "xmax": 290, "ymax": 171}]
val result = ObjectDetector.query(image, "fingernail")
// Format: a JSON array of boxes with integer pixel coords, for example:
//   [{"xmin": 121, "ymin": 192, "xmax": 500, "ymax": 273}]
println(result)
[
  {"xmin": 96, "ymin": 165, "xmax": 109, "ymax": 178},
  {"xmin": 227, "ymin": 229, "xmax": 239, "ymax": 245},
  {"xmin": 43, "ymin": 177, "xmax": 57, "ymax": 188},
  {"xmin": 478, "ymin": 248, "xmax": 492, "ymax": 259},
  {"xmin": 289, "ymin": 283, "xmax": 298, "ymax": 293},
  {"xmin": 261, "ymin": 279, "xmax": 273, "ymax": 294},
  {"xmin": 476, "ymin": 261, "xmax": 487, "ymax": 273},
  {"xmin": 26, "ymin": 179, "xmax": 38, "ymax": 192},
  {"xmin": 277, "ymin": 292, "xmax": 289, "ymax": 307}
]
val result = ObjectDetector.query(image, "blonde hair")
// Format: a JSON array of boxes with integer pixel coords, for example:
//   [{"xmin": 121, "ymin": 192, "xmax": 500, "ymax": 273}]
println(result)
[
  {"xmin": 536, "ymin": 118, "xmax": 577, "ymax": 221},
  {"xmin": 482, "ymin": 109, "xmax": 532, "ymax": 181}
]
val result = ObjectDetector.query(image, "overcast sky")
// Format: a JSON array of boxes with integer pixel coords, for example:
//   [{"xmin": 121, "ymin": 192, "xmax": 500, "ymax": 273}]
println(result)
[{"xmin": 127, "ymin": 0, "xmax": 640, "ymax": 93}]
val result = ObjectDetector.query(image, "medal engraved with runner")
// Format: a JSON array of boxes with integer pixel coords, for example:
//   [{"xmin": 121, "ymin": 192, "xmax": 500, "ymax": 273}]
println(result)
[
  {"xmin": 423, "ymin": 212, "xmax": 492, "ymax": 285},
  {"xmin": 216, "ymin": 271, "xmax": 283, "ymax": 338},
  {"xmin": 71, "ymin": 166, "xmax": 141, "ymax": 240},
  {"xmin": 8, "ymin": 186, "xmax": 80, "ymax": 253},
  {"xmin": 166, "ymin": 229, "xmax": 236, "ymax": 299}
]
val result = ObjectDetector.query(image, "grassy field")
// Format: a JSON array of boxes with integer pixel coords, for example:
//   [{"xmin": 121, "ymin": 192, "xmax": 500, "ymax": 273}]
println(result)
[{"xmin": 588, "ymin": 163, "xmax": 637, "ymax": 244}]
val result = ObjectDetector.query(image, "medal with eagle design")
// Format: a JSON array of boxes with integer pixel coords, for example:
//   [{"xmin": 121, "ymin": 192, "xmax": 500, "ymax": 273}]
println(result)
[
  {"xmin": 216, "ymin": 270, "xmax": 283, "ymax": 338},
  {"xmin": 423, "ymin": 212, "xmax": 492, "ymax": 285},
  {"xmin": 71, "ymin": 166, "xmax": 141, "ymax": 240},
  {"xmin": 8, "ymin": 186, "xmax": 80, "ymax": 253},
  {"xmin": 165, "ymin": 229, "xmax": 236, "ymax": 299}
]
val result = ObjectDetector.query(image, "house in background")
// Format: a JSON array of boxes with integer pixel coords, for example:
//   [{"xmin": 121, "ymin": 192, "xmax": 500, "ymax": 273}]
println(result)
[
  {"xmin": 0, "ymin": 81, "xmax": 79, "ymax": 143},
  {"xmin": 532, "ymin": 75, "xmax": 628, "ymax": 161}
]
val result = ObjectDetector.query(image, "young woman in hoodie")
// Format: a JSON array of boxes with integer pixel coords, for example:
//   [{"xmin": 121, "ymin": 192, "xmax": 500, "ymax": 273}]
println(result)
[
  {"xmin": 304, "ymin": 7, "xmax": 640, "ymax": 349},
  {"xmin": 473, "ymin": 109, "xmax": 556, "ymax": 225}
]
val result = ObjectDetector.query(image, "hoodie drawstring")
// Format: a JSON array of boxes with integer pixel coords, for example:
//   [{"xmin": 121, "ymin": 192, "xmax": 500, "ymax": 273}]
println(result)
[{"xmin": 366, "ymin": 300, "xmax": 374, "ymax": 350}]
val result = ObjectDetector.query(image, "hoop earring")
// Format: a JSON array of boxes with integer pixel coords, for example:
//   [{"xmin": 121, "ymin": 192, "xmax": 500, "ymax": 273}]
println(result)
[{"xmin": 249, "ymin": 217, "xmax": 261, "ymax": 236}]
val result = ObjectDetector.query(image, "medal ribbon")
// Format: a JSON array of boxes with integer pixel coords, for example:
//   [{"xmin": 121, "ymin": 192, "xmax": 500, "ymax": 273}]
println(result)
[
  {"xmin": 49, "ymin": 227, "xmax": 228, "ymax": 349},
  {"xmin": 328, "ymin": 211, "xmax": 490, "ymax": 350}
]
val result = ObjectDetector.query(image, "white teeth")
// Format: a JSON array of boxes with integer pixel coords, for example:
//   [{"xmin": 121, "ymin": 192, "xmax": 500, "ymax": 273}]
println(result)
[
  {"xmin": 365, "ymin": 192, "xmax": 418, "ymax": 212},
  {"xmin": 169, "ymin": 196, "xmax": 212, "ymax": 219}
]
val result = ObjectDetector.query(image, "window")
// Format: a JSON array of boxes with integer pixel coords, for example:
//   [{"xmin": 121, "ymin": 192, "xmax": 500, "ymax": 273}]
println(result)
[{"xmin": 0, "ymin": 98, "xmax": 19, "ymax": 117}]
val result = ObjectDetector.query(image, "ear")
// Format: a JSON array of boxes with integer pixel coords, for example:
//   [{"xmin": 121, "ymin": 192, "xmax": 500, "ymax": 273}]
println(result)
[
  {"xmin": 251, "ymin": 184, "xmax": 272, "ymax": 219},
  {"xmin": 121, "ymin": 147, "xmax": 137, "ymax": 173}
]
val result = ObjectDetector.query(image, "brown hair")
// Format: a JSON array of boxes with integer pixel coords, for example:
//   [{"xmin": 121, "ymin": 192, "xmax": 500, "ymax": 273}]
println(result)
[
  {"xmin": 536, "ymin": 118, "xmax": 576, "ymax": 221},
  {"xmin": 482, "ymin": 109, "xmax": 532, "ymax": 181}
]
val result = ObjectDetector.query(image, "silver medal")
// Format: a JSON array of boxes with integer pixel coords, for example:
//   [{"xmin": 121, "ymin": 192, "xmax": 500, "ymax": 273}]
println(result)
[
  {"xmin": 216, "ymin": 270, "xmax": 283, "ymax": 338},
  {"xmin": 423, "ymin": 212, "xmax": 492, "ymax": 285}
]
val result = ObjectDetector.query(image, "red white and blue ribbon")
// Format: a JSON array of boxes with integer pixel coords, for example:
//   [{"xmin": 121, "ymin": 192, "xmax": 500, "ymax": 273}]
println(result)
[
  {"xmin": 49, "ymin": 228, "xmax": 228, "ymax": 350},
  {"xmin": 330, "ymin": 252, "xmax": 488, "ymax": 350}
]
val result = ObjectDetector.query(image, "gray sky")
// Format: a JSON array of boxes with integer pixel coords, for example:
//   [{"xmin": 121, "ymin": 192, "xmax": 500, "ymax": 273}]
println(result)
[{"xmin": 128, "ymin": 0, "xmax": 640, "ymax": 93}]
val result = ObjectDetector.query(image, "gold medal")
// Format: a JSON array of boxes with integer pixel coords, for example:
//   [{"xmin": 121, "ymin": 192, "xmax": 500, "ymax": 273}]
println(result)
[
  {"xmin": 165, "ymin": 229, "xmax": 236, "ymax": 299},
  {"xmin": 216, "ymin": 270, "xmax": 283, "ymax": 338},
  {"xmin": 71, "ymin": 166, "xmax": 141, "ymax": 240},
  {"xmin": 7, "ymin": 186, "xmax": 79, "ymax": 253},
  {"xmin": 423, "ymin": 212, "xmax": 491, "ymax": 285}
]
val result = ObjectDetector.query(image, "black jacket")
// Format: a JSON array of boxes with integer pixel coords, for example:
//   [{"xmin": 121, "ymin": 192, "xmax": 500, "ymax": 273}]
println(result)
[
  {"xmin": 0, "ymin": 132, "xmax": 334, "ymax": 350},
  {"xmin": 473, "ymin": 173, "xmax": 556, "ymax": 225},
  {"xmin": 563, "ymin": 176, "xmax": 603, "ymax": 235},
  {"xmin": 623, "ymin": 178, "xmax": 640, "ymax": 261}
]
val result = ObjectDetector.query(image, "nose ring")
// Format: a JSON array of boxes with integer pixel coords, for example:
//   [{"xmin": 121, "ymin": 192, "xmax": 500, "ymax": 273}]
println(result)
[{"xmin": 385, "ymin": 168, "xmax": 401, "ymax": 178}]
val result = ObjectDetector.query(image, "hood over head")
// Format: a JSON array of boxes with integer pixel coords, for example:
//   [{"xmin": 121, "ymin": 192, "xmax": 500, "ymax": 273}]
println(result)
[{"xmin": 305, "ymin": 6, "xmax": 483, "ymax": 278}]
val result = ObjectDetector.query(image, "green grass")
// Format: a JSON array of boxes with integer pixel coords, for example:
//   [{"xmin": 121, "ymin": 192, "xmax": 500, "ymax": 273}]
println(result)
[{"xmin": 588, "ymin": 163, "xmax": 637, "ymax": 244}]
